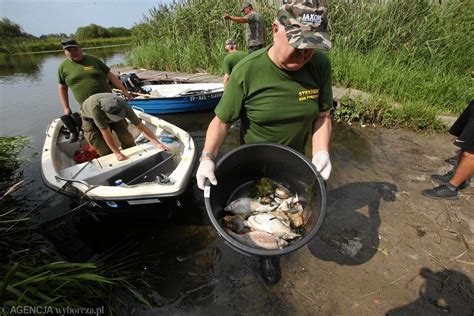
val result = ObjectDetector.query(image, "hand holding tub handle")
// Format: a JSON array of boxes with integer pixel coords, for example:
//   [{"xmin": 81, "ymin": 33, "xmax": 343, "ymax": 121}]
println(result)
[
  {"xmin": 196, "ymin": 159, "xmax": 217, "ymax": 190},
  {"xmin": 312, "ymin": 150, "xmax": 332, "ymax": 180}
]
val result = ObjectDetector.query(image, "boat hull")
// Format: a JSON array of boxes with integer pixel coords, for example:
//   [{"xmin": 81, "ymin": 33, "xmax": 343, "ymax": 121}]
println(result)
[
  {"xmin": 128, "ymin": 92, "xmax": 223, "ymax": 114},
  {"xmin": 41, "ymin": 110, "xmax": 197, "ymax": 212},
  {"xmin": 127, "ymin": 83, "xmax": 224, "ymax": 114}
]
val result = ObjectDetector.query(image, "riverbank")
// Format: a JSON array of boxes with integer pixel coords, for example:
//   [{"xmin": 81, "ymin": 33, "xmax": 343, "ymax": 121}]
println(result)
[
  {"xmin": 1, "ymin": 37, "xmax": 132, "ymax": 55},
  {"xmin": 111, "ymin": 66, "xmax": 459, "ymax": 129}
]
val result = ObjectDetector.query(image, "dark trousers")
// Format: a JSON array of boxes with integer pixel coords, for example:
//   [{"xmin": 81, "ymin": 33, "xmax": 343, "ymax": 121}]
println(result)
[{"xmin": 449, "ymin": 100, "xmax": 474, "ymax": 151}]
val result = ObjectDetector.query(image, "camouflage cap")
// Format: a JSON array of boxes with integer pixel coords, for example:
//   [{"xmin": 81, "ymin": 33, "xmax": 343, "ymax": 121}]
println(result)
[
  {"xmin": 277, "ymin": 0, "xmax": 332, "ymax": 51},
  {"xmin": 225, "ymin": 39, "xmax": 237, "ymax": 46},
  {"xmin": 241, "ymin": 1, "xmax": 252, "ymax": 12}
]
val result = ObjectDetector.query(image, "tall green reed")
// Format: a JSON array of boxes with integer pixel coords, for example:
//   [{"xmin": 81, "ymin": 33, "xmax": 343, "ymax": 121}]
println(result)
[
  {"xmin": 0, "ymin": 137, "xmax": 149, "ymax": 311},
  {"xmin": 129, "ymin": 0, "xmax": 472, "ymax": 128}
]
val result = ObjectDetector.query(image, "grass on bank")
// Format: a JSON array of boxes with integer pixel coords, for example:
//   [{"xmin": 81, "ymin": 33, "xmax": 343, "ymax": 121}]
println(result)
[
  {"xmin": 127, "ymin": 0, "xmax": 473, "ymax": 131},
  {"xmin": 1, "ymin": 37, "xmax": 132, "ymax": 54},
  {"xmin": 0, "ymin": 136, "xmax": 149, "ymax": 311}
]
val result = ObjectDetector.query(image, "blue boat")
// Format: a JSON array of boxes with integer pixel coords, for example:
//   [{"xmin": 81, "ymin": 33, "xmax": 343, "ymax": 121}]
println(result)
[{"xmin": 127, "ymin": 83, "xmax": 224, "ymax": 114}]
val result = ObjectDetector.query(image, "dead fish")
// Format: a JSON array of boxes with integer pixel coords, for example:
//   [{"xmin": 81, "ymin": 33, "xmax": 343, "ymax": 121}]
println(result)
[
  {"xmin": 224, "ymin": 198, "xmax": 277, "ymax": 215},
  {"xmin": 260, "ymin": 196, "xmax": 273, "ymax": 205},
  {"xmin": 275, "ymin": 185, "xmax": 290, "ymax": 199},
  {"xmin": 225, "ymin": 228, "xmax": 288, "ymax": 250},
  {"xmin": 247, "ymin": 213, "xmax": 300, "ymax": 240},
  {"xmin": 223, "ymin": 215, "xmax": 249, "ymax": 233},
  {"xmin": 272, "ymin": 209, "xmax": 291, "ymax": 226}
]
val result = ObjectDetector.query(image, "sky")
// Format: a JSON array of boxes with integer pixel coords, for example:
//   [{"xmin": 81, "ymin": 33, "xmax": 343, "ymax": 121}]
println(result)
[{"xmin": 1, "ymin": 0, "xmax": 170, "ymax": 37}]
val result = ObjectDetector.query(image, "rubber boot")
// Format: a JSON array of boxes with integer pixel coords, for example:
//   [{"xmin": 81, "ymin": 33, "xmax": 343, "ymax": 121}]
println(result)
[
  {"xmin": 60, "ymin": 114, "xmax": 79, "ymax": 143},
  {"xmin": 259, "ymin": 256, "xmax": 281, "ymax": 285},
  {"xmin": 70, "ymin": 112, "xmax": 83, "ymax": 141}
]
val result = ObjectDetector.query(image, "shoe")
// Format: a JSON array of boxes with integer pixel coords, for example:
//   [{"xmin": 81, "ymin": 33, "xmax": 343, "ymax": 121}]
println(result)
[
  {"xmin": 422, "ymin": 184, "xmax": 458, "ymax": 200},
  {"xmin": 431, "ymin": 171, "xmax": 470, "ymax": 190},
  {"xmin": 444, "ymin": 156, "xmax": 458, "ymax": 166},
  {"xmin": 259, "ymin": 256, "xmax": 281, "ymax": 285}
]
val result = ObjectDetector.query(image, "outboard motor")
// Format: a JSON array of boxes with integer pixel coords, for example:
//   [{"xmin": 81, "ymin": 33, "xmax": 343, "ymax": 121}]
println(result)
[{"xmin": 118, "ymin": 73, "xmax": 145, "ymax": 93}]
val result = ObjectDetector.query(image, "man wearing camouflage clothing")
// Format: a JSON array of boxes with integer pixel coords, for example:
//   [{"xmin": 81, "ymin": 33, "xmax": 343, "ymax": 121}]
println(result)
[
  {"xmin": 199, "ymin": 0, "xmax": 333, "ymax": 285},
  {"xmin": 223, "ymin": 2, "xmax": 266, "ymax": 53}
]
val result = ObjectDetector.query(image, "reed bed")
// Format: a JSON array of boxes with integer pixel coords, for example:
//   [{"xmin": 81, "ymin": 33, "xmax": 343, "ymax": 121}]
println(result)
[
  {"xmin": 0, "ymin": 136, "xmax": 149, "ymax": 311},
  {"xmin": 2, "ymin": 37, "xmax": 132, "ymax": 54},
  {"xmin": 128, "ymin": 0, "xmax": 472, "ymax": 130}
]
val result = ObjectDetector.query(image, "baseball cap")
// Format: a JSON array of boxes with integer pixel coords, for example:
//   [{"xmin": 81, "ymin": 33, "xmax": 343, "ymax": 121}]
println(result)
[
  {"xmin": 99, "ymin": 94, "xmax": 128, "ymax": 122},
  {"xmin": 61, "ymin": 38, "xmax": 80, "ymax": 49},
  {"xmin": 277, "ymin": 0, "xmax": 332, "ymax": 51},
  {"xmin": 240, "ymin": 1, "xmax": 252, "ymax": 12},
  {"xmin": 225, "ymin": 38, "xmax": 237, "ymax": 46}
]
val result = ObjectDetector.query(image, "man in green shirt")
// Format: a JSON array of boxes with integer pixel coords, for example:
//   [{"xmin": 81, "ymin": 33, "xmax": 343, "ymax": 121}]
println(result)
[
  {"xmin": 57, "ymin": 38, "xmax": 132, "ymax": 142},
  {"xmin": 197, "ymin": 0, "xmax": 333, "ymax": 189},
  {"xmin": 223, "ymin": 39, "xmax": 249, "ymax": 88},
  {"xmin": 223, "ymin": 2, "xmax": 266, "ymax": 53},
  {"xmin": 81, "ymin": 93, "xmax": 166, "ymax": 161}
]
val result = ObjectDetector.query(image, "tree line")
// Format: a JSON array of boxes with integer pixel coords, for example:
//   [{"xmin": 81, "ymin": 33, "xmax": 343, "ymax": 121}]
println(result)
[{"xmin": 0, "ymin": 17, "xmax": 131, "ymax": 41}]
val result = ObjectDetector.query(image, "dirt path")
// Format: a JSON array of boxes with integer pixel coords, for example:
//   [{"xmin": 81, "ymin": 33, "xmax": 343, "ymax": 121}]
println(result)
[{"xmin": 120, "ymin": 124, "xmax": 473, "ymax": 315}]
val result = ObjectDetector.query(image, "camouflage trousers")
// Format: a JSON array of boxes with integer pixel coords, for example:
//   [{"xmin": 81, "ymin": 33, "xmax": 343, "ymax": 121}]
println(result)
[{"xmin": 81, "ymin": 118, "xmax": 135, "ymax": 156}]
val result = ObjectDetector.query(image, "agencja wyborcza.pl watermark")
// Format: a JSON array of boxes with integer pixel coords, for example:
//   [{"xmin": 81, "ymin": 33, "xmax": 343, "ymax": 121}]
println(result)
[{"xmin": 0, "ymin": 305, "xmax": 105, "ymax": 315}]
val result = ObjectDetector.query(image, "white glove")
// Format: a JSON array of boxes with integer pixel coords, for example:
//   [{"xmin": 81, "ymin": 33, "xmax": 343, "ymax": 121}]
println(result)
[
  {"xmin": 196, "ymin": 159, "xmax": 217, "ymax": 190},
  {"xmin": 312, "ymin": 150, "xmax": 332, "ymax": 180}
]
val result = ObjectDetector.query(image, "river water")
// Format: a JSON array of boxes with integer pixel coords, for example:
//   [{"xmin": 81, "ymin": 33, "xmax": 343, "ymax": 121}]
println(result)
[
  {"xmin": 0, "ymin": 47, "xmax": 377, "ymax": 312},
  {"xmin": 0, "ymin": 47, "xmax": 233, "ymax": 311}
]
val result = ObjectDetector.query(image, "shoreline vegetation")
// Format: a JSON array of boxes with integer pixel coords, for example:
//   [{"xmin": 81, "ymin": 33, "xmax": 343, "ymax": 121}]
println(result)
[
  {"xmin": 1, "ymin": 37, "xmax": 132, "ymax": 55},
  {"xmin": 0, "ymin": 136, "xmax": 149, "ymax": 310},
  {"xmin": 127, "ymin": 0, "xmax": 473, "ymax": 131}
]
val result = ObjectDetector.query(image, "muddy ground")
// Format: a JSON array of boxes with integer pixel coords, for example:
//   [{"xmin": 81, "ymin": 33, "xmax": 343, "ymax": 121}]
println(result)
[{"xmin": 111, "ymin": 123, "xmax": 473, "ymax": 315}]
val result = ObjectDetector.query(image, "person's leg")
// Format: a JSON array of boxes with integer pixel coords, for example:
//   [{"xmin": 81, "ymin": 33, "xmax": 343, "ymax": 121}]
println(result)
[
  {"xmin": 423, "ymin": 101, "xmax": 473, "ymax": 199},
  {"xmin": 81, "ymin": 118, "xmax": 112, "ymax": 156},
  {"xmin": 110, "ymin": 120, "xmax": 136, "ymax": 150},
  {"xmin": 449, "ymin": 150, "xmax": 474, "ymax": 187}
]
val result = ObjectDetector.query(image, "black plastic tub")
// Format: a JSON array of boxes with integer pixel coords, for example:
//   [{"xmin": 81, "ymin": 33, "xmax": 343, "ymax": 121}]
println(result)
[{"xmin": 204, "ymin": 143, "xmax": 327, "ymax": 257}]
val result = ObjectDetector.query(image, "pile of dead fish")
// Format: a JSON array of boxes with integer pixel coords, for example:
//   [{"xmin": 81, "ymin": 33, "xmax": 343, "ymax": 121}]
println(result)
[{"xmin": 222, "ymin": 179, "xmax": 308, "ymax": 250}]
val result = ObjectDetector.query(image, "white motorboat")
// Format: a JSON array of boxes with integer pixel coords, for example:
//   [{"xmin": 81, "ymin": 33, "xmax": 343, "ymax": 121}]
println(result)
[{"xmin": 41, "ymin": 109, "xmax": 197, "ymax": 211}]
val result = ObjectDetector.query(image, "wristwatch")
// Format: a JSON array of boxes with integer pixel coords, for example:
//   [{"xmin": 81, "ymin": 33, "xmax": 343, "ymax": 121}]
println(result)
[{"xmin": 199, "ymin": 151, "xmax": 216, "ymax": 161}]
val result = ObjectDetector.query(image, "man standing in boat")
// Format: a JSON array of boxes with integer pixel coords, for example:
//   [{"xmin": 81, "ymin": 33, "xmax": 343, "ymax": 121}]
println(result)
[
  {"xmin": 223, "ymin": 2, "xmax": 266, "ymax": 53},
  {"xmin": 81, "ymin": 93, "xmax": 166, "ymax": 161},
  {"xmin": 223, "ymin": 39, "xmax": 248, "ymax": 88},
  {"xmin": 57, "ymin": 38, "xmax": 132, "ymax": 143}
]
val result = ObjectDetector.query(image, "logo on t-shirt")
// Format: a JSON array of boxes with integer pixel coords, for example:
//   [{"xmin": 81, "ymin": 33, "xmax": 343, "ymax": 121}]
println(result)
[
  {"xmin": 298, "ymin": 89, "xmax": 319, "ymax": 101},
  {"xmin": 83, "ymin": 66, "xmax": 95, "ymax": 71}
]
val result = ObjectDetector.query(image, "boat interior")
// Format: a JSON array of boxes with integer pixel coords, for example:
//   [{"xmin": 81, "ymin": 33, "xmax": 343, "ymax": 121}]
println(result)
[
  {"xmin": 142, "ymin": 83, "xmax": 223, "ymax": 98},
  {"xmin": 53, "ymin": 125, "xmax": 179, "ymax": 188}
]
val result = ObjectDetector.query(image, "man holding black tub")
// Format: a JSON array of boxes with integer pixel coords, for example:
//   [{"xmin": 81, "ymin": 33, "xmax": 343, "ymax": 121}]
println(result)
[
  {"xmin": 197, "ymin": 0, "xmax": 333, "ymax": 284},
  {"xmin": 198, "ymin": 0, "xmax": 333, "ymax": 189}
]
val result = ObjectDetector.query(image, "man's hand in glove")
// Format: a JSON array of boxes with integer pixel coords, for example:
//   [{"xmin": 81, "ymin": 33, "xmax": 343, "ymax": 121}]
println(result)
[
  {"xmin": 196, "ymin": 159, "xmax": 217, "ymax": 190},
  {"xmin": 312, "ymin": 150, "xmax": 332, "ymax": 180}
]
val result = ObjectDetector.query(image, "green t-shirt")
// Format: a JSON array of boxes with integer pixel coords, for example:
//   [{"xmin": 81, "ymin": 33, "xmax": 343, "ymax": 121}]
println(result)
[
  {"xmin": 57, "ymin": 54, "xmax": 111, "ymax": 104},
  {"xmin": 215, "ymin": 47, "xmax": 333, "ymax": 154},
  {"xmin": 81, "ymin": 93, "xmax": 141, "ymax": 130},
  {"xmin": 223, "ymin": 51, "xmax": 249, "ymax": 75},
  {"xmin": 245, "ymin": 11, "xmax": 265, "ymax": 47}
]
